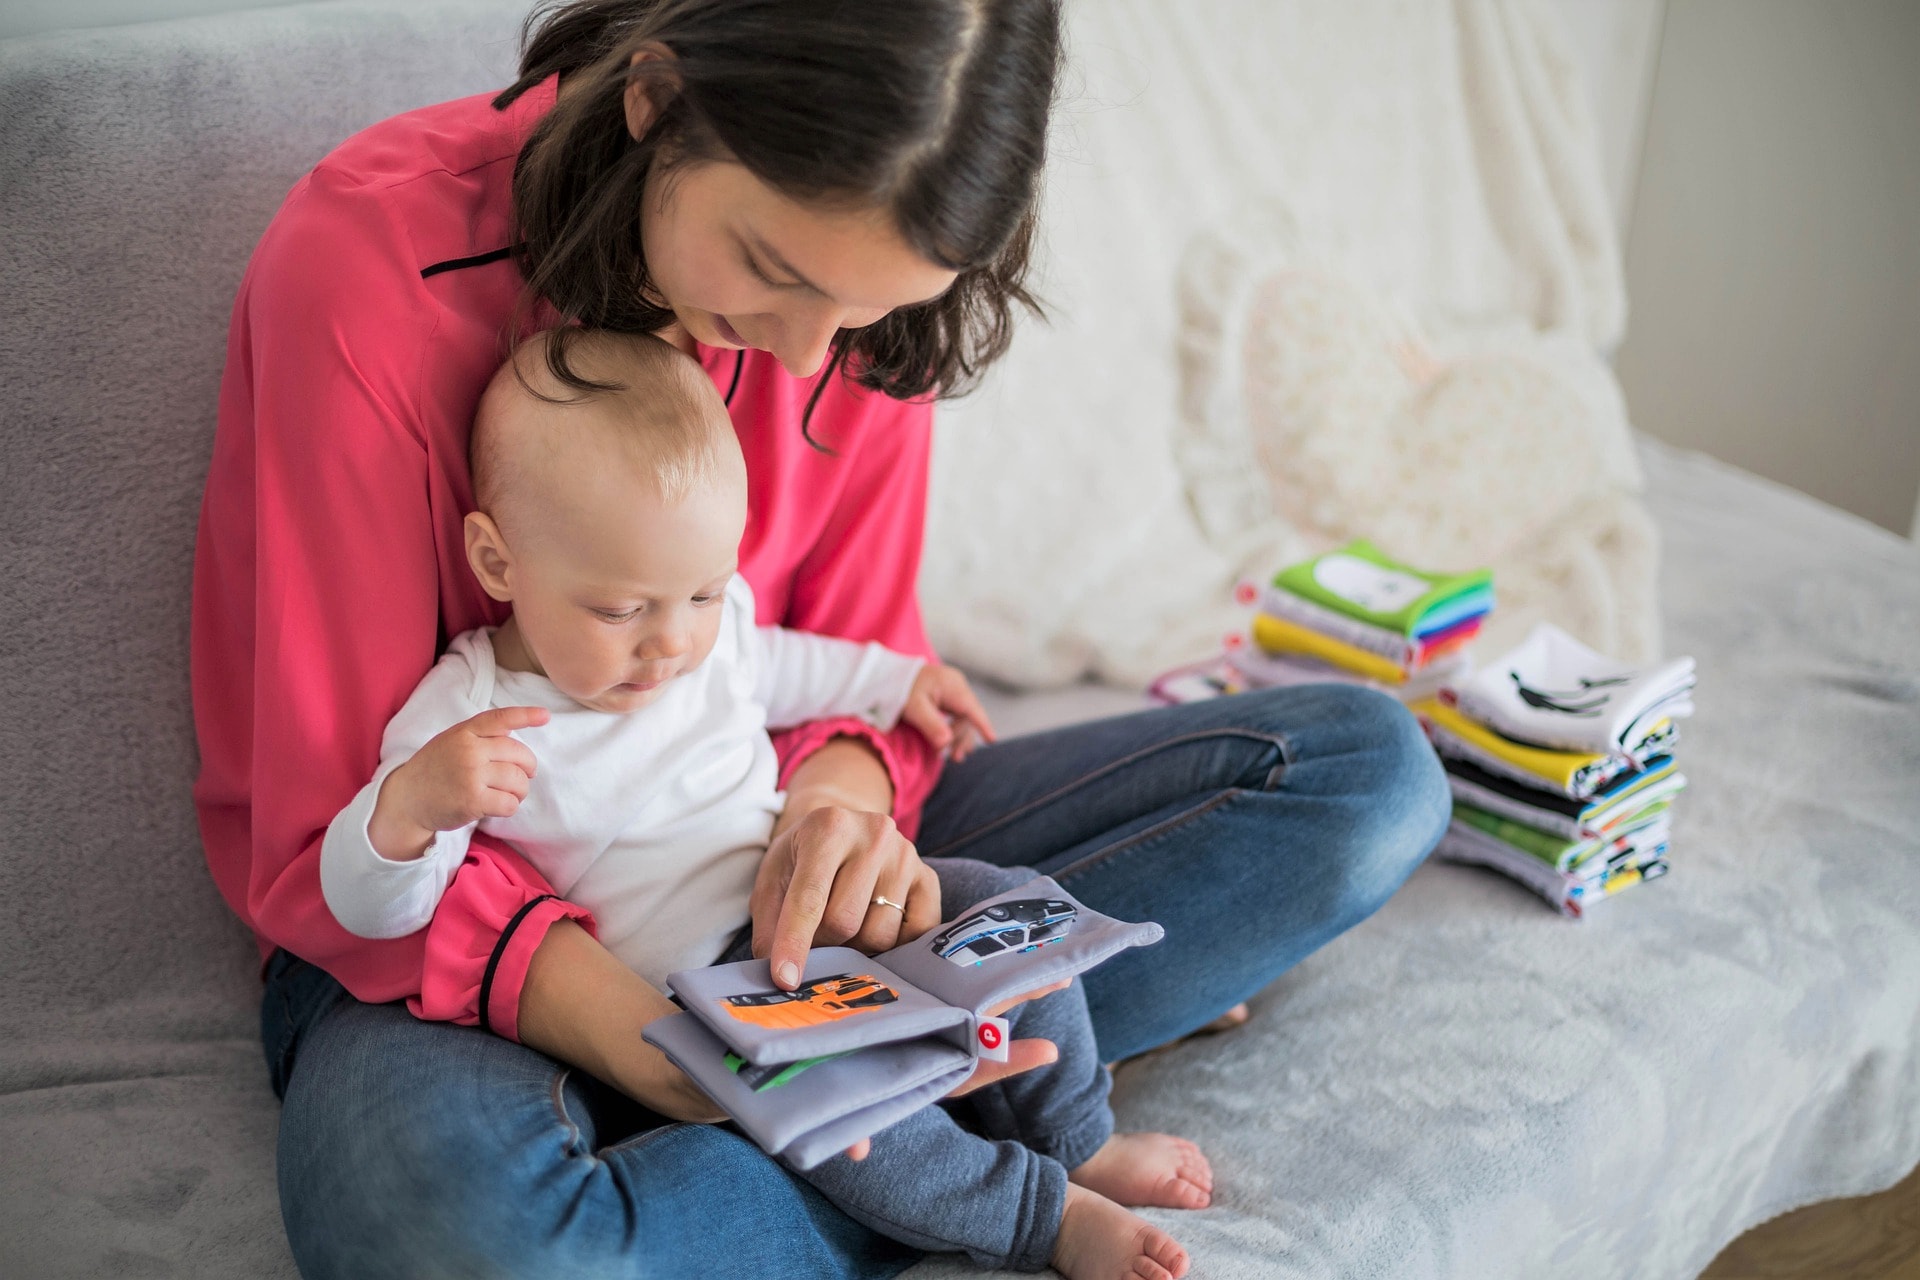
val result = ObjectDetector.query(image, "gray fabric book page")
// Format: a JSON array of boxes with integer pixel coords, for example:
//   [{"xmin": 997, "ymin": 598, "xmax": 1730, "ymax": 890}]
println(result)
[
  {"xmin": 666, "ymin": 946, "xmax": 970, "ymax": 1065},
  {"xmin": 644, "ymin": 874, "xmax": 1164, "ymax": 1167},
  {"xmin": 878, "ymin": 875, "xmax": 1164, "ymax": 1015},
  {"xmin": 643, "ymin": 1011, "xmax": 973, "ymax": 1168}
]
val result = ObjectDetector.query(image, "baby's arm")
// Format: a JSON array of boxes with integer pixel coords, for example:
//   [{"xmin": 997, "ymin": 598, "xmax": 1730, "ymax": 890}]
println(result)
[
  {"xmin": 320, "ymin": 645, "xmax": 546, "ymax": 939},
  {"xmin": 752, "ymin": 623, "xmax": 924, "ymax": 733},
  {"xmin": 752, "ymin": 626, "xmax": 995, "ymax": 761}
]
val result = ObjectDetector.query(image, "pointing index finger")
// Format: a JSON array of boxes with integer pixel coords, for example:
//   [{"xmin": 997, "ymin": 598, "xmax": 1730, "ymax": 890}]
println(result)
[
  {"xmin": 768, "ymin": 844, "xmax": 834, "ymax": 990},
  {"xmin": 471, "ymin": 705, "xmax": 550, "ymax": 735}
]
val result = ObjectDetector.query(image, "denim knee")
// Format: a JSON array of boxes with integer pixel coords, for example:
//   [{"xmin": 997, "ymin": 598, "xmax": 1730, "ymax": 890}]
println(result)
[
  {"xmin": 1328, "ymin": 687, "xmax": 1450, "ymax": 915},
  {"xmin": 1235, "ymin": 683, "xmax": 1451, "ymax": 920}
]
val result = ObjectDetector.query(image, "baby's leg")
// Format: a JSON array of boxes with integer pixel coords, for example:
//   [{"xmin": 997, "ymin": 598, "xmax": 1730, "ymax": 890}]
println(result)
[
  {"xmin": 930, "ymin": 859, "xmax": 1213, "ymax": 1213},
  {"xmin": 967, "ymin": 981, "xmax": 1211, "ymax": 1213},
  {"xmin": 790, "ymin": 1098, "xmax": 1066, "ymax": 1271}
]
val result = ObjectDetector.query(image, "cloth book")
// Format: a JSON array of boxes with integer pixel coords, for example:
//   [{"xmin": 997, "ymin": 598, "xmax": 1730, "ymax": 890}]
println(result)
[
  {"xmin": 1453, "ymin": 801, "xmax": 1673, "ymax": 876},
  {"xmin": 1452, "ymin": 623, "xmax": 1695, "ymax": 755},
  {"xmin": 1414, "ymin": 698, "xmax": 1650, "ymax": 799},
  {"xmin": 642, "ymin": 876, "xmax": 1161, "ymax": 1168},
  {"xmin": 1252, "ymin": 613, "xmax": 1408, "ymax": 684},
  {"xmin": 1434, "ymin": 820, "xmax": 1668, "ymax": 920},
  {"xmin": 1443, "ymin": 755, "xmax": 1689, "ymax": 841},
  {"xmin": 1271, "ymin": 540, "xmax": 1494, "ymax": 636},
  {"xmin": 1224, "ymin": 644, "xmax": 1469, "ymax": 704},
  {"xmin": 1256, "ymin": 583, "xmax": 1486, "ymax": 667}
]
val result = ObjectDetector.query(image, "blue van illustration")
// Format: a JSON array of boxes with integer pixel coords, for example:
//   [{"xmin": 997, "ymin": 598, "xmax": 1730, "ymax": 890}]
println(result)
[{"xmin": 931, "ymin": 899, "xmax": 1077, "ymax": 966}]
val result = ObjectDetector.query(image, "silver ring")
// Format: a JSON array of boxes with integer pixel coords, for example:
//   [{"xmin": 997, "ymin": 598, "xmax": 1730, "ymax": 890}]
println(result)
[{"xmin": 872, "ymin": 895, "xmax": 906, "ymax": 913}]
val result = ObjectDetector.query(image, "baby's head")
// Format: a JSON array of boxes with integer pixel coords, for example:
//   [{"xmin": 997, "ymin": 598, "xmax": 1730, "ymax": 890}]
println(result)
[{"xmin": 465, "ymin": 329, "xmax": 746, "ymax": 713}]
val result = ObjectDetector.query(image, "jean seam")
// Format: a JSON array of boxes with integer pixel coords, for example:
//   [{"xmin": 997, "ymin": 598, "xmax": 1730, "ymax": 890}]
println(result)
[
  {"xmin": 597, "ymin": 1117, "xmax": 698, "ymax": 1160},
  {"xmin": 547, "ymin": 1069, "xmax": 588, "ymax": 1160},
  {"xmin": 924, "ymin": 727, "xmax": 1290, "ymax": 859},
  {"xmin": 1049, "ymin": 788, "xmax": 1242, "ymax": 884}
]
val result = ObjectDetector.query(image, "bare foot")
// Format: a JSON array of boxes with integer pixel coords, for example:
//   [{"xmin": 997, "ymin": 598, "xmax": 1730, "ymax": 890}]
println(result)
[
  {"xmin": 1071, "ymin": 1132, "xmax": 1213, "ymax": 1209},
  {"xmin": 1052, "ymin": 1183, "xmax": 1190, "ymax": 1280},
  {"xmin": 1195, "ymin": 1002, "xmax": 1250, "ymax": 1035}
]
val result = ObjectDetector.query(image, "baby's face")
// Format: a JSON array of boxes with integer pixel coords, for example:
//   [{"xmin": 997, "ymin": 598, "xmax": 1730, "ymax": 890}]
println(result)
[{"xmin": 505, "ymin": 468, "xmax": 747, "ymax": 715}]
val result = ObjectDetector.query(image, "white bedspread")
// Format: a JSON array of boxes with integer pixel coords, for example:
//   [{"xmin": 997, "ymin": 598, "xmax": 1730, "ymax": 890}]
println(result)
[{"xmin": 911, "ymin": 437, "xmax": 1920, "ymax": 1279}]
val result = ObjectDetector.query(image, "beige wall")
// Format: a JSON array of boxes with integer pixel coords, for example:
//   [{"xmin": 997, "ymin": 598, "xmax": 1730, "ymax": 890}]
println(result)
[
  {"xmin": 1545, "ymin": 0, "xmax": 1667, "ymax": 235},
  {"xmin": 1616, "ymin": 0, "xmax": 1920, "ymax": 536}
]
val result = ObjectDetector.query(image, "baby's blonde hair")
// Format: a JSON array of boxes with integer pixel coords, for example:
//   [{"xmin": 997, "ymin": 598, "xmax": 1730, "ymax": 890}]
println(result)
[{"xmin": 471, "ymin": 329, "xmax": 738, "ymax": 532}]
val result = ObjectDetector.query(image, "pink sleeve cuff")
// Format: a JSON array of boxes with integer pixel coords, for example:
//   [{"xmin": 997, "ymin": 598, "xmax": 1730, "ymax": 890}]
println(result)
[
  {"xmin": 408, "ymin": 840, "xmax": 597, "ymax": 1042},
  {"xmin": 771, "ymin": 716, "xmax": 945, "ymax": 840}
]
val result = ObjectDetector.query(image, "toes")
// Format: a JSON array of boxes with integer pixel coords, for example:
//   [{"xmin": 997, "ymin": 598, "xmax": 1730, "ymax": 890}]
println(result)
[
  {"xmin": 1142, "ymin": 1229, "xmax": 1190, "ymax": 1279},
  {"xmin": 1165, "ymin": 1173, "xmax": 1211, "ymax": 1209}
]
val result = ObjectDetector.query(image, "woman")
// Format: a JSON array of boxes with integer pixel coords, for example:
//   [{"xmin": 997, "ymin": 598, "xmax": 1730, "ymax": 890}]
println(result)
[{"xmin": 191, "ymin": 1, "xmax": 1451, "ymax": 1275}]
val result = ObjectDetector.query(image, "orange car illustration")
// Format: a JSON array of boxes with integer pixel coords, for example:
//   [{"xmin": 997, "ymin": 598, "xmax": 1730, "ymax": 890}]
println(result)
[{"xmin": 719, "ymin": 973, "xmax": 899, "ymax": 1031}]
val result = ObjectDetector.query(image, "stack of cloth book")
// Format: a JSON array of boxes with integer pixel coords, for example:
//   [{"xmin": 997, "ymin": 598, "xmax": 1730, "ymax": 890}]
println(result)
[
  {"xmin": 1148, "ymin": 540, "xmax": 1497, "ymax": 705},
  {"xmin": 1233, "ymin": 539, "xmax": 1495, "ymax": 700},
  {"xmin": 1413, "ymin": 623, "xmax": 1697, "ymax": 919}
]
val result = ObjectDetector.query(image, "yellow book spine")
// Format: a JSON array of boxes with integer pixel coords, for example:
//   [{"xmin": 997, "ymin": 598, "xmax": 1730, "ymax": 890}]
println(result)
[
  {"xmin": 1252, "ymin": 613, "xmax": 1407, "ymax": 684},
  {"xmin": 1411, "ymin": 699, "xmax": 1609, "ymax": 789}
]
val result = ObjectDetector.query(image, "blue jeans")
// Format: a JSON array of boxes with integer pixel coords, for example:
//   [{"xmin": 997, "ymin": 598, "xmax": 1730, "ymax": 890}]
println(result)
[
  {"xmin": 268, "ymin": 684, "xmax": 1449, "ymax": 1279},
  {"xmin": 767, "ymin": 858, "xmax": 1113, "ymax": 1272}
]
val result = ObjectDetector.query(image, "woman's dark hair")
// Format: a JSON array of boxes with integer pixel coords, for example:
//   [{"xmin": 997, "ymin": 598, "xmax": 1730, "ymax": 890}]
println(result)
[{"xmin": 495, "ymin": 0, "xmax": 1062, "ymax": 440}]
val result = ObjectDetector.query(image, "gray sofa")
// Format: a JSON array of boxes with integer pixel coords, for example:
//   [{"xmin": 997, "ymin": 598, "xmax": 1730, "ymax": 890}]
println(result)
[{"xmin": 3, "ymin": 4, "xmax": 1917, "ymax": 1278}]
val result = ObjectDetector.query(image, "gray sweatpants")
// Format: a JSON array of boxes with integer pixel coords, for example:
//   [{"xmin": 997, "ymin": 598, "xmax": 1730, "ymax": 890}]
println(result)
[{"xmin": 716, "ymin": 858, "xmax": 1112, "ymax": 1271}]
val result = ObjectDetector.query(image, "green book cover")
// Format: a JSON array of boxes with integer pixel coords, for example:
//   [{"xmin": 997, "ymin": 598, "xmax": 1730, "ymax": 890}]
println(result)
[
  {"xmin": 1457, "ymin": 799, "xmax": 1674, "ymax": 873},
  {"xmin": 1273, "ymin": 540, "xmax": 1492, "ymax": 635}
]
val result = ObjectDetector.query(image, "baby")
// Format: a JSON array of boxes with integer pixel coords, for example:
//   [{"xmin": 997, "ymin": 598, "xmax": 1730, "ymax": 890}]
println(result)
[{"xmin": 319, "ymin": 329, "xmax": 1210, "ymax": 1280}]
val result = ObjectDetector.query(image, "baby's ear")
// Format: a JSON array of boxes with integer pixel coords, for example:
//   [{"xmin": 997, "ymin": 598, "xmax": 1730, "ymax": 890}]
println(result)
[{"xmin": 463, "ymin": 511, "xmax": 515, "ymax": 602}]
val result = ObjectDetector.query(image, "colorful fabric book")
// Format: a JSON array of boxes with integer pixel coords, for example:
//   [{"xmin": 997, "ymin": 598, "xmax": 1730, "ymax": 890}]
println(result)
[
  {"xmin": 1452, "ymin": 623, "xmax": 1696, "ymax": 755},
  {"xmin": 1443, "ymin": 755, "xmax": 1688, "ymax": 840},
  {"xmin": 1224, "ymin": 645, "xmax": 1470, "ymax": 705},
  {"xmin": 1453, "ymin": 801, "xmax": 1673, "ymax": 875},
  {"xmin": 1433, "ymin": 819, "xmax": 1669, "ymax": 919},
  {"xmin": 643, "ymin": 876, "xmax": 1160, "ymax": 1168},
  {"xmin": 1252, "ymin": 612, "xmax": 1407, "ymax": 684},
  {"xmin": 1415, "ymin": 698, "xmax": 1643, "ymax": 798},
  {"xmin": 1272, "ymin": 540, "xmax": 1493, "ymax": 636},
  {"xmin": 1257, "ymin": 584, "xmax": 1487, "ymax": 667}
]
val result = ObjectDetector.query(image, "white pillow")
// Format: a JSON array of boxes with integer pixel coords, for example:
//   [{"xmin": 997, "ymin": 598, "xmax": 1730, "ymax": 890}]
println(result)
[{"xmin": 1176, "ymin": 210, "xmax": 1661, "ymax": 663}]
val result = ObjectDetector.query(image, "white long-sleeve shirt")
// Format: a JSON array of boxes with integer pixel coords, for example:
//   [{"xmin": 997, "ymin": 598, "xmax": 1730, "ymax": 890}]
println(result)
[{"xmin": 319, "ymin": 577, "xmax": 925, "ymax": 988}]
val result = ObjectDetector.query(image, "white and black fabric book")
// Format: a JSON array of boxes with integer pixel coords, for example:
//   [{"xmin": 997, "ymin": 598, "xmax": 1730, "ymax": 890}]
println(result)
[
  {"xmin": 1452, "ymin": 623, "xmax": 1695, "ymax": 755},
  {"xmin": 642, "ymin": 876, "xmax": 1161, "ymax": 1168}
]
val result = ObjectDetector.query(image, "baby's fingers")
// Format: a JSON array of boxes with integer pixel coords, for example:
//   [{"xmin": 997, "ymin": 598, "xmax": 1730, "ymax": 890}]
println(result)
[
  {"xmin": 490, "ymin": 734, "xmax": 540, "ymax": 779},
  {"xmin": 936, "ymin": 676, "xmax": 996, "ymax": 746},
  {"xmin": 898, "ymin": 694, "xmax": 954, "ymax": 750},
  {"xmin": 476, "ymin": 763, "xmax": 532, "ymax": 818},
  {"xmin": 467, "ymin": 705, "xmax": 551, "ymax": 737}
]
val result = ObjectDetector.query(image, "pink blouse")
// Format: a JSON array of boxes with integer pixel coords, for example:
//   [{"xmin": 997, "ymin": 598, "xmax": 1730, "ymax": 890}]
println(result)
[{"xmin": 191, "ymin": 74, "xmax": 944, "ymax": 1042}]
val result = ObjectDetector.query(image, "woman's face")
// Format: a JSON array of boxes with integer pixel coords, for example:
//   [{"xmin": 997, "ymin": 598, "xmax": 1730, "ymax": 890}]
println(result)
[{"xmin": 639, "ymin": 158, "xmax": 958, "ymax": 378}]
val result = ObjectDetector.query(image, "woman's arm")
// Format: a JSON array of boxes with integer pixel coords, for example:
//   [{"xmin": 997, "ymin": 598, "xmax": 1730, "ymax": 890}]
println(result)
[
  {"xmin": 517, "ymin": 920, "xmax": 725, "ymax": 1121},
  {"xmin": 192, "ymin": 170, "xmax": 590, "ymax": 1043},
  {"xmin": 745, "ymin": 382, "xmax": 958, "ymax": 980}
]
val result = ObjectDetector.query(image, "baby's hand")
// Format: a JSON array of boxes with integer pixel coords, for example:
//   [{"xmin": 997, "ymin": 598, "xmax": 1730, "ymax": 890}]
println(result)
[
  {"xmin": 899, "ymin": 665, "xmax": 996, "ymax": 762},
  {"xmin": 369, "ymin": 706, "xmax": 549, "ymax": 860}
]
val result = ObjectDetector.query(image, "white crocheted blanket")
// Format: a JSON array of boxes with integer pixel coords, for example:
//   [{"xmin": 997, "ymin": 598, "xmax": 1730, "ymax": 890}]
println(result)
[{"xmin": 923, "ymin": 0, "xmax": 1655, "ymax": 686}]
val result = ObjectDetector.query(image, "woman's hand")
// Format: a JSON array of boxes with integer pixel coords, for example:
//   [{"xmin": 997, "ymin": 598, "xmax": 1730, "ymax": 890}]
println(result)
[
  {"xmin": 752, "ymin": 736, "xmax": 941, "ymax": 988},
  {"xmin": 750, "ymin": 804, "xmax": 942, "ymax": 988}
]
